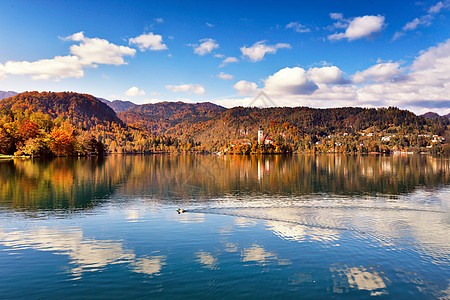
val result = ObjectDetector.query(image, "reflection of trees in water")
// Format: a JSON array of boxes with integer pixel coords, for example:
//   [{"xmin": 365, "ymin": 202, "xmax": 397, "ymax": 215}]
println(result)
[
  {"xmin": 0, "ymin": 154, "xmax": 448, "ymax": 211},
  {"xmin": 119, "ymin": 154, "xmax": 450, "ymax": 200},
  {"xmin": 0, "ymin": 157, "xmax": 131, "ymax": 211}
]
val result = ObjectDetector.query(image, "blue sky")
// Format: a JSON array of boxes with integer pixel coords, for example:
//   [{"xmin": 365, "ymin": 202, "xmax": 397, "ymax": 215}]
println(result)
[{"xmin": 0, "ymin": 0, "xmax": 449, "ymax": 114}]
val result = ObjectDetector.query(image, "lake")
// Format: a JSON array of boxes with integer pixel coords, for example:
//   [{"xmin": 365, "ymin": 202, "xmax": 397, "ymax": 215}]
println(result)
[{"xmin": 0, "ymin": 154, "xmax": 449, "ymax": 299}]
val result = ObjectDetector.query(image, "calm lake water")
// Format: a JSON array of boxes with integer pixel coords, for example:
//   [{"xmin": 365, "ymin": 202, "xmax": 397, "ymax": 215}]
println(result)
[{"xmin": 0, "ymin": 155, "xmax": 449, "ymax": 299}]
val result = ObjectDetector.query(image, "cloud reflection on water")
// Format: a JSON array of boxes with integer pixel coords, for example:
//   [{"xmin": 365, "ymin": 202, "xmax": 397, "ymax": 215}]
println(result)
[
  {"xmin": 195, "ymin": 251, "xmax": 218, "ymax": 270},
  {"xmin": 330, "ymin": 265, "xmax": 389, "ymax": 296},
  {"xmin": 241, "ymin": 244, "xmax": 291, "ymax": 266},
  {"xmin": 0, "ymin": 226, "xmax": 166, "ymax": 278}
]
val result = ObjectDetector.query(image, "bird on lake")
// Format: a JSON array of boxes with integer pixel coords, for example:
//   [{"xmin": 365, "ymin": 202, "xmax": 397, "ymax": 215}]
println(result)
[{"xmin": 177, "ymin": 209, "xmax": 186, "ymax": 214}]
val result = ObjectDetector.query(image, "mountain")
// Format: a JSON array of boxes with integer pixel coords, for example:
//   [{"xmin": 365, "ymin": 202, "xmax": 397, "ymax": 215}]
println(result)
[
  {"xmin": 118, "ymin": 101, "xmax": 226, "ymax": 135},
  {"xmin": 98, "ymin": 98, "xmax": 137, "ymax": 113},
  {"xmin": 179, "ymin": 106, "xmax": 432, "ymax": 144},
  {"xmin": 421, "ymin": 112, "xmax": 440, "ymax": 119},
  {"xmin": 0, "ymin": 91, "xmax": 123, "ymax": 129},
  {"xmin": 0, "ymin": 91, "xmax": 18, "ymax": 100},
  {"xmin": 0, "ymin": 91, "xmax": 448, "ymax": 154},
  {"xmin": 445, "ymin": 113, "xmax": 450, "ymax": 119},
  {"xmin": 117, "ymin": 102, "xmax": 447, "ymax": 150}
]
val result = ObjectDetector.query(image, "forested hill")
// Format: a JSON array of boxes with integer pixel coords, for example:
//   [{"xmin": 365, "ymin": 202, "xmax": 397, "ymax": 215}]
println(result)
[
  {"xmin": 118, "ymin": 101, "xmax": 226, "ymax": 134},
  {"xmin": 0, "ymin": 91, "xmax": 448, "ymax": 154},
  {"xmin": 0, "ymin": 91, "xmax": 124, "ymax": 129},
  {"xmin": 119, "ymin": 104, "xmax": 447, "ymax": 142}
]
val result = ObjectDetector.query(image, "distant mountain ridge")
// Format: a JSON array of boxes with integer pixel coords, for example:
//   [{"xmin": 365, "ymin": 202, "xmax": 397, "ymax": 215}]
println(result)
[
  {"xmin": 98, "ymin": 98, "xmax": 137, "ymax": 112},
  {"xmin": 118, "ymin": 101, "xmax": 226, "ymax": 135},
  {"xmin": 421, "ymin": 112, "xmax": 440, "ymax": 119},
  {"xmin": 0, "ymin": 91, "xmax": 18, "ymax": 100}
]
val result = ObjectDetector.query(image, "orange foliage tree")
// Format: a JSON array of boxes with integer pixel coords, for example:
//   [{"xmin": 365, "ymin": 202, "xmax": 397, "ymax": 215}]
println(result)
[{"xmin": 49, "ymin": 124, "xmax": 76, "ymax": 156}]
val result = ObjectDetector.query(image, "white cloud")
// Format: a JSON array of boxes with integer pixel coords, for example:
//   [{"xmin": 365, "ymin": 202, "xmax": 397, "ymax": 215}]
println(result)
[
  {"xmin": 129, "ymin": 32, "xmax": 168, "ymax": 51},
  {"xmin": 206, "ymin": 22, "xmax": 214, "ymax": 27},
  {"xmin": 219, "ymin": 56, "xmax": 239, "ymax": 67},
  {"xmin": 154, "ymin": 18, "xmax": 164, "ymax": 23},
  {"xmin": 286, "ymin": 22, "xmax": 311, "ymax": 33},
  {"xmin": 264, "ymin": 67, "xmax": 318, "ymax": 95},
  {"xmin": 65, "ymin": 32, "xmax": 85, "ymax": 41},
  {"xmin": 0, "ymin": 32, "xmax": 135, "ymax": 81},
  {"xmin": 166, "ymin": 84, "xmax": 205, "ymax": 95},
  {"xmin": 428, "ymin": 1, "xmax": 445, "ymax": 13},
  {"xmin": 234, "ymin": 80, "xmax": 258, "ymax": 95},
  {"xmin": 352, "ymin": 62, "xmax": 402, "ymax": 84},
  {"xmin": 330, "ymin": 13, "xmax": 343, "ymax": 20},
  {"xmin": 191, "ymin": 38, "xmax": 219, "ymax": 55},
  {"xmin": 214, "ymin": 54, "xmax": 225, "ymax": 58},
  {"xmin": 411, "ymin": 39, "xmax": 450, "ymax": 71},
  {"xmin": 328, "ymin": 15, "xmax": 385, "ymax": 41},
  {"xmin": 395, "ymin": 2, "xmax": 448, "ymax": 40},
  {"xmin": 392, "ymin": 32, "xmax": 405, "ymax": 41},
  {"xmin": 125, "ymin": 86, "xmax": 146, "ymax": 97},
  {"xmin": 402, "ymin": 16, "xmax": 432, "ymax": 31},
  {"xmin": 307, "ymin": 66, "xmax": 348, "ymax": 84},
  {"xmin": 218, "ymin": 72, "xmax": 234, "ymax": 80},
  {"xmin": 240, "ymin": 41, "xmax": 291, "ymax": 62},
  {"xmin": 68, "ymin": 32, "xmax": 136, "ymax": 66},
  {"xmin": 215, "ymin": 39, "xmax": 450, "ymax": 115},
  {"xmin": 0, "ymin": 55, "xmax": 83, "ymax": 80}
]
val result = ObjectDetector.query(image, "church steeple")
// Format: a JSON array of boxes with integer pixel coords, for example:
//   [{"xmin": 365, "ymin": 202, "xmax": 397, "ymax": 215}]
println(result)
[{"xmin": 258, "ymin": 123, "xmax": 264, "ymax": 144}]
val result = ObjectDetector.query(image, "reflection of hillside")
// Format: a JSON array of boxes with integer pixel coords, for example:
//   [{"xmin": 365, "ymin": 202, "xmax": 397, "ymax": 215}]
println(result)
[
  {"xmin": 1, "ymin": 155, "xmax": 448, "ymax": 212},
  {"xmin": 0, "ymin": 157, "xmax": 132, "ymax": 211},
  {"xmin": 115, "ymin": 154, "xmax": 450, "ymax": 200}
]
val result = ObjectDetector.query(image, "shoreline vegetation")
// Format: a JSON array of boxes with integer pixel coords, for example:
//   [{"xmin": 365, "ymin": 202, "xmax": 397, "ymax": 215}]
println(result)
[{"xmin": 0, "ymin": 91, "xmax": 449, "ymax": 158}]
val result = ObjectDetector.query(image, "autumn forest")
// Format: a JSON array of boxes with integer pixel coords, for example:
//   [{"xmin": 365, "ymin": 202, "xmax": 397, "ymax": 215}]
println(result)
[{"xmin": 0, "ymin": 91, "xmax": 449, "ymax": 157}]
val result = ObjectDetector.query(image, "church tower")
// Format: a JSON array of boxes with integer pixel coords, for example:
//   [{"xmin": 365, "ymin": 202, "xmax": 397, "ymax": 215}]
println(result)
[{"xmin": 258, "ymin": 124, "xmax": 264, "ymax": 144}]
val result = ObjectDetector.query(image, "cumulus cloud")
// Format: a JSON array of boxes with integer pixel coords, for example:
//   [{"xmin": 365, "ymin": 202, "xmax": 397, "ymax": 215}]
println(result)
[
  {"xmin": 264, "ymin": 67, "xmax": 318, "ymax": 95},
  {"xmin": 166, "ymin": 84, "xmax": 205, "ymax": 95},
  {"xmin": 0, "ymin": 32, "xmax": 135, "ymax": 81},
  {"xmin": 0, "ymin": 55, "xmax": 83, "ymax": 80},
  {"xmin": 411, "ymin": 39, "xmax": 450, "ymax": 71},
  {"xmin": 129, "ymin": 32, "xmax": 168, "ymax": 51},
  {"xmin": 215, "ymin": 39, "xmax": 450, "ymax": 115},
  {"xmin": 218, "ymin": 72, "xmax": 234, "ymax": 80},
  {"xmin": 307, "ymin": 66, "xmax": 348, "ymax": 84},
  {"xmin": 67, "ymin": 32, "xmax": 136, "ymax": 66},
  {"xmin": 190, "ymin": 38, "xmax": 219, "ymax": 55},
  {"xmin": 240, "ymin": 41, "xmax": 291, "ymax": 62},
  {"xmin": 328, "ymin": 15, "xmax": 385, "ymax": 41},
  {"xmin": 234, "ymin": 80, "xmax": 259, "ymax": 95},
  {"xmin": 352, "ymin": 62, "xmax": 402, "ymax": 84},
  {"xmin": 286, "ymin": 22, "xmax": 311, "ymax": 33},
  {"xmin": 219, "ymin": 56, "xmax": 239, "ymax": 67},
  {"xmin": 125, "ymin": 86, "xmax": 146, "ymax": 97}
]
